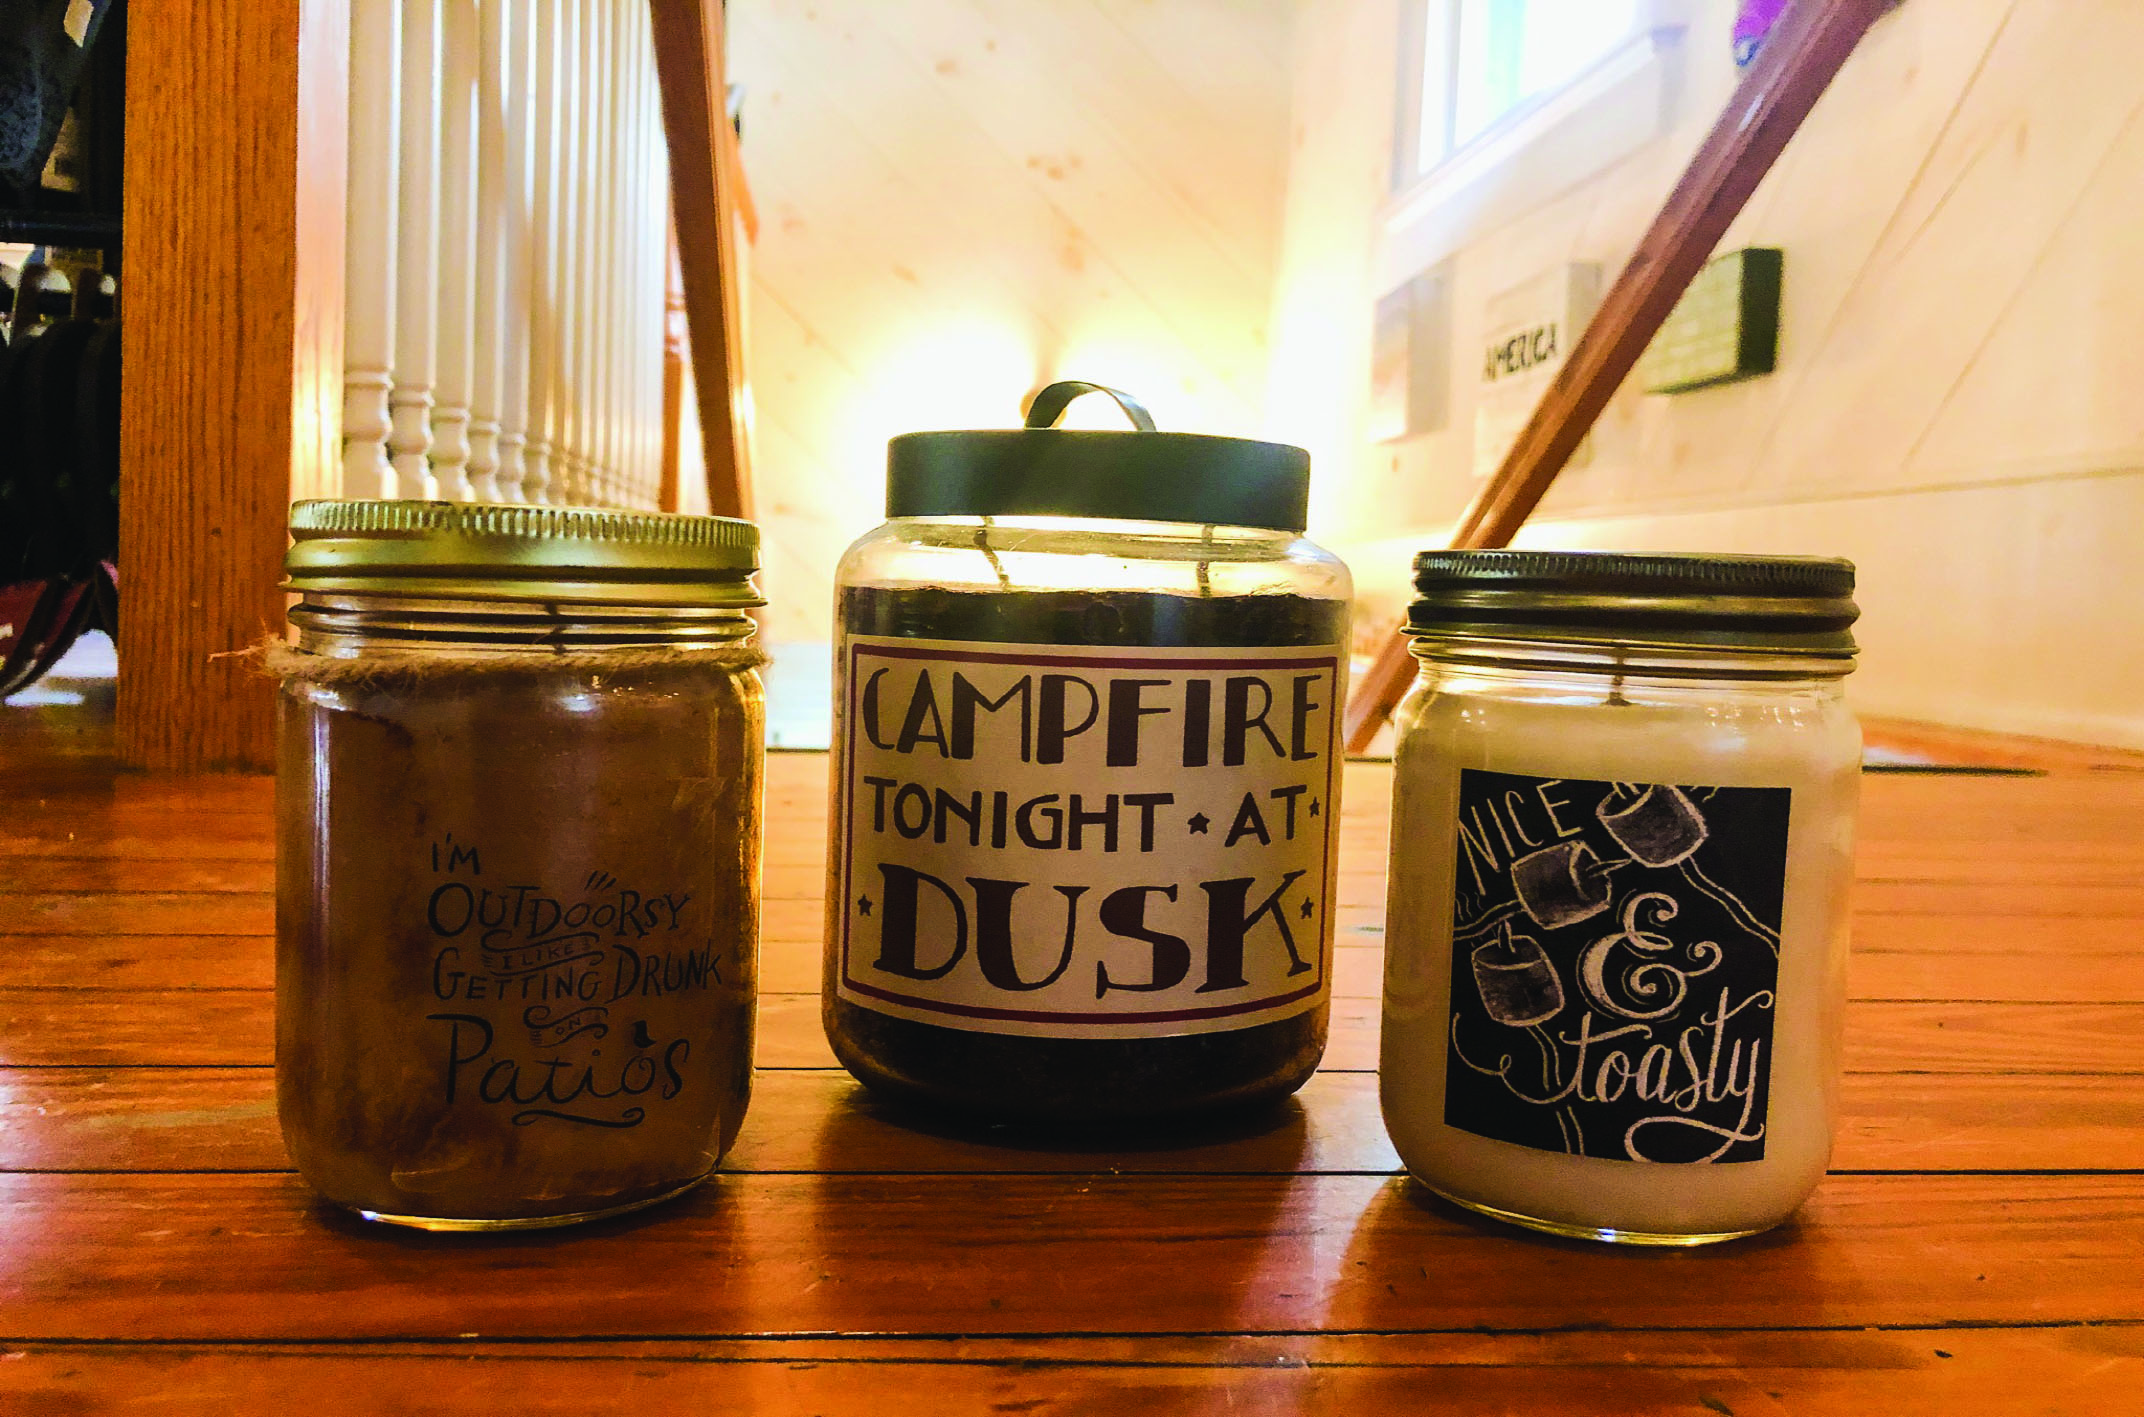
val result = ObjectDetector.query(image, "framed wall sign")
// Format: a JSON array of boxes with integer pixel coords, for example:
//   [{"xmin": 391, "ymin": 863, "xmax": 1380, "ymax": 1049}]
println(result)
[
  {"xmin": 1473, "ymin": 262, "xmax": 1599, "ymax": 479},
  {"xmin": 1369, "ymin": 263, "xmax": 1454, "ymax": 443},
  {"xmin": 1640, "ymin": 247, "xmax": 1783, "ymax": 394}
]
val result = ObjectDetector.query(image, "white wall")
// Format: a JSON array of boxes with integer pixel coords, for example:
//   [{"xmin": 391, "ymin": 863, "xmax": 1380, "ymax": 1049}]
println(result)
[
  {"xmin": 1273, "ymin": 0, "xmax": 2144, "ymax": 747},
  {"xmin": 729, "ymin": 0, "xmax": 1296, "ymax": 644}
]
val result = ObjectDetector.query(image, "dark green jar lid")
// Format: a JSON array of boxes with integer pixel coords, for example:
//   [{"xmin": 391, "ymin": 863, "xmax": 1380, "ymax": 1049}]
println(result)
[
  {"xmin": 886, "ymin": 380, "xmax": 1311, "ymax": 532},
  {"xmin": 1408, "ymin": 549, "xmax": 1859, "ymax": 658}
]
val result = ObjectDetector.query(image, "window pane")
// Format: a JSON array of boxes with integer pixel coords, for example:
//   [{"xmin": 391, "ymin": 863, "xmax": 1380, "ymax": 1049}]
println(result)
[
  {"xmin": 1447, "ymin": 0, "xmax": 1642, "ymax": 151},
  {"xmin": 1519, "ymin": 0, "xmax": 1641, "ymax": 95},
  {"xmin": 1416, "ymin": 4, "xmax": 1454, "ymax": 168}
]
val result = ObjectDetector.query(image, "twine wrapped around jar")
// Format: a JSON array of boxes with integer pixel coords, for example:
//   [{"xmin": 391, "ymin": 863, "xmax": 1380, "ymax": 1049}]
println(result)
[{"xmin": 261, "ymin": 637, "xmax": 767, "ymax": 685}]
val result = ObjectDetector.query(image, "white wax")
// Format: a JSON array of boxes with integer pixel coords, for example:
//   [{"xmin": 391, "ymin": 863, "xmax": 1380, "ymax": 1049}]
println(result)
[{"xmin": 1379, "ymin": 665, "xmax": 1860, "ymax": 1242}]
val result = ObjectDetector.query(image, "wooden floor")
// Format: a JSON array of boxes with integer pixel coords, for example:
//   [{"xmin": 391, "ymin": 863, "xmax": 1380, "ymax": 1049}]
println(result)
[{"xmin": 5, "ymin": 692, "xmax": 2144, "ymax": 1413}]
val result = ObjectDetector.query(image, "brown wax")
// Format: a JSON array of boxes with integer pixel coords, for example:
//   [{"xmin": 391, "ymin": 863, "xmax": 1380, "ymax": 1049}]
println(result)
[{"xmin": 275, "ymin": 655, "xmax": 761, "ymax": 1225}]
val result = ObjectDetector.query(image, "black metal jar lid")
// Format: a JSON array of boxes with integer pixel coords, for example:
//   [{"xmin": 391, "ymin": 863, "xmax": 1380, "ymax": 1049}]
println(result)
[
  {"xmin": 1408, "ymin": 549, "xmax": 1858, "ymax": 658},
  {"xmin": 886, "ymin": 380, "xmax": 1311, "ymax": 533}
]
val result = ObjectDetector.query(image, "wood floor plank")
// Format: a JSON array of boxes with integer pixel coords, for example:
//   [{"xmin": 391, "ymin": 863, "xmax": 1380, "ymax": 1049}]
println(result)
[
  {"xmin": 1851, "ymin": 882, "xmax": 2144, "ymax": 918},
  {"xmin": 2, "ymin": 1172, "xmax": 2139, "ymax": 1340},
  {"xmin": 9, "ymin": 1067, "xmax": 2144, "ymax": 1177},
  {"xmin": 1848, "ymin": 949, "xmax": 2144, "ymax": 1003},
  {"xmin": 1861, "ymin": 716, "xmax": 2144, "ymax": 774},
  {"xmin": 14, "ymin": 928, "xmax": 2143, "ymax": 1006},
  {"xmin": 4, "ymin": 1327, "xmax": 2141, "ymax": 1416},
  {"xmin": 0, "ymin": 991, "xmax": 277, "ymax": 1066},
  {"xmin": 0, "ymin": 894, "xmax": 825, "ymax": 943},
  {"xmin": 3, "ymin": 936, "xmax": 276, "ymax": 991},
  {"xmin": 1842, "ymin": 1003, "xmax": 2144, "ymax": 1074},
  {"xmin": 6, "ymin": 879, "xmax": 2136, "ymax": 950},
  {"xmin": 0, "ymin": 894, "xmax": 276, "ymax": 937},
  {"xmin": 1853, "ymin": 845, "xmax": 2144, "ymax": 887},
  {"xmin": 0, "ymin": 1068, "xmax": 1403, "ymax": 1177},
  {"xmin": 0, "ymin": 989, "xmax": 848, "ymax": 1070},
  {"xmin": 5, "ymin": 776, "xmax": 271, "ymax": 815},
  {"xmin": 0, "ymin": 818, "xmax": 279, "ymax": 858},
  {"xmin": 8, "ymin": 705, "xmax": 2143, "ymax": 1407},
  {"xmin": 1846, "ymin": 914, "xmax": 2143, "ymax": 955},
  {"xmin": 1833, "ymin": 1072, "xmax": 2144, "ymax": 1172},
  {"xmin": 0, "ymin": 1067, "xmax": 284, "ymax": 1172},
  {"xmin": 8, "ymin": 987, "xmax": 2136, "ymax": 1075},
  {"xmin": 753, "ymin": 994, "xmax": 837, "ymax": 1069},
  {"xmin": 0, "ymin": 858, "xmax": 276, "ymax": 894},
  {"xmin": 19, "ymin": 879, "xmax": 2130, "ymax": 946}
]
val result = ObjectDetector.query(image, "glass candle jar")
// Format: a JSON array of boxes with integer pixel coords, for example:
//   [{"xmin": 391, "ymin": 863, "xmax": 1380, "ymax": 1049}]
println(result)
[
  {"xmin": 825, "ymin": 382, "xmax": 1353, "ymax": 1121},
  {"xmin": 272, "ymin": 501, "xmax": 765, "ymax": 1230},
  {"xmin": 1379, "ymin": 550, "xmax": 1860, "ymax": 1244}
]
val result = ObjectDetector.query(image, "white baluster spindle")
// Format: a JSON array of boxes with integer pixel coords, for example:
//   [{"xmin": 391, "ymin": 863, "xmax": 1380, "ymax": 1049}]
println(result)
[
  {"xmin": 463, "ymin": 0, "xmax": 508, "ymax": 502},
  {"xmin": 430, "ymin": 0, "xmax": 481, "ymax": 500},
  {"xmin": 342, "ymin": 0, "xmax": 400, "ymax": 499},
  {"xmin": 521, "ymin": 0, "xmax": 559, "ymax": 505},
  {"xmin": 493, "ymin": 0, "xmax": 533, "ymax": 502},
  {"xmin": 389, "ymin": 0, "xmax": 443, "ymax": 499}
]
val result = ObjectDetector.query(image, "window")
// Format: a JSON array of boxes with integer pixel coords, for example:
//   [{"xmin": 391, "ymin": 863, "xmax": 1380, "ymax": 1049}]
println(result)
[{"xmin": 1406, "ymin": 0, "xmax": 1648, "ymax": 182}]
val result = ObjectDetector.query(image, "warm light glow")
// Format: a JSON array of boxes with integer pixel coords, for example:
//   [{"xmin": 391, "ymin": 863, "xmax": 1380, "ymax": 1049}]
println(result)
[
  {"xmin": 818, "ymin": 314, "xmax": 1044, "ymax": 529},
  {"xmin": 1264, "ymin": 267, "xmax": 1370, "ymax": 538},
  {"xmin": 1045, "ymin": 335, "xmax": 1243, "ymax": 434}
]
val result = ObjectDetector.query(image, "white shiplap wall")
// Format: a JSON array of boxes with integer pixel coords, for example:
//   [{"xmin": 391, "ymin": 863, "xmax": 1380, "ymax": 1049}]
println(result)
[
  {"xmin": 728, "ymin": 0, "xmax": 1296, "ymax": 644},
  {"xmin": 1273, "ymin": 0, "xmax": 2144, "ymax": 748}
]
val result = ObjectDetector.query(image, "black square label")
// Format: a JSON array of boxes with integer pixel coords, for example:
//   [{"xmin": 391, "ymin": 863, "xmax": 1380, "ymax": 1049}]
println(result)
[{"xmin": 1442, "ymin": 770, "xmax": 1789, "ymax": 1164}]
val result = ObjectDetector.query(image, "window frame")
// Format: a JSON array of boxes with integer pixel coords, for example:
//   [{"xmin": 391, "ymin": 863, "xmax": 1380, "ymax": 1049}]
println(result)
[{"xmin": 1382, "ymin": 0, "xmax": 1697, "ymax": 285}]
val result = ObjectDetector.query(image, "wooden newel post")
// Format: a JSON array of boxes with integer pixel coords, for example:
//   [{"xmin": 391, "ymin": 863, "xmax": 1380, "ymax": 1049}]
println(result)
[
  {"xmin": 117, "ymin": 0, "xmax": 348, "ymax": 771},
  {"xmin": 1340, "ymin": 0, "xmax": 1898, "ymax": 756}
]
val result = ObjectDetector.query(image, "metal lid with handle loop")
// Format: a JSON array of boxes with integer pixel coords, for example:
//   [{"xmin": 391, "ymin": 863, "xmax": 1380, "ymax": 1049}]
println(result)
[{"xmin": 884, "ymin": 380, "xmax": 1311, "ymax": 532}]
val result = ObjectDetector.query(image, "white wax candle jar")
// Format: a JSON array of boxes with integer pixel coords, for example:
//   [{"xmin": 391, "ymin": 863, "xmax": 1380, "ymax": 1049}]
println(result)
[{"xmin": 1379, "ymin": 550, "xmax": 1860, "ymax": 1245}]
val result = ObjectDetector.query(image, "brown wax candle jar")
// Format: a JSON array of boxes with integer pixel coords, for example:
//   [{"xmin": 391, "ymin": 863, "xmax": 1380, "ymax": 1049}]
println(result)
[
  {"xmin": 272, "ymin": 501, "xmax": 765, "ymax": 1230},
  {"xmin": 825, "ymin": 382, "xmax": 1353, "ymax": 1122}
]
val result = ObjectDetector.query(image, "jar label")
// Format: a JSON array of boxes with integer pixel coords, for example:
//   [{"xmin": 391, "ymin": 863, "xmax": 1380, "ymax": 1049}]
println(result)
[
  {"xmin": 1441, "ymin": 770, "xmax": 1788, "ymax": 1163},
  {"xmin": 418, "ymin": 833, "xmax": 740, "ymax": 1132},
  {"xmin": 834, "ymin": 636, "xmax": 1345, "ymax": 1038}
]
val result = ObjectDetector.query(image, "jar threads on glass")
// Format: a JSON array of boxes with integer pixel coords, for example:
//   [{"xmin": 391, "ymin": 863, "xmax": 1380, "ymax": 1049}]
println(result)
[
  {"xmin": 1378, "ymin": 549, "xmax": 1861, "ymax": 1245},
  {"xmin": 824, "ymin": 382, "xmax": 1354, "ymax": 1122},
  {"xmin": 271, "ymin": 501, "xmax": 766, "ymax": 1230}
]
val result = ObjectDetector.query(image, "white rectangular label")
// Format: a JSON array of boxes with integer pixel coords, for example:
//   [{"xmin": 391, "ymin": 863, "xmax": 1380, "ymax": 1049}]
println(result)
[{"xmin": 834, "ymin": 637, "xmax": 1345, "ymax": 1038}]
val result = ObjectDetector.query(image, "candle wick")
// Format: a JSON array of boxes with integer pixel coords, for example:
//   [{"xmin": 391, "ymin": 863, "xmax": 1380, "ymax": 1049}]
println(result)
[
  {"xmin": 1197, "ymin": 524, "xmax": 1216, "ymax": 599},
  {"xmin": 975, "ymin": 517, "xmax": 1014, "ymax": 591}
]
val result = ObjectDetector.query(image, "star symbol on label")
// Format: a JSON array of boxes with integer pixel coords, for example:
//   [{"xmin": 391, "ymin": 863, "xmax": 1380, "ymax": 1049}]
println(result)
[
  {"xmin": 1308, "ymin": 798, "xmax": 1321, "ymax": 818},
  {"xmin": 1300, "ymin": 898, "xmax": 1316, "ymax": 920},
  {"xmin": 1187, "ymin": 812, "xmax": 1211, "ymax": 835},
  {"xmin": 858, "ymin": 895, "xmax": 874, "ymax": 916}
]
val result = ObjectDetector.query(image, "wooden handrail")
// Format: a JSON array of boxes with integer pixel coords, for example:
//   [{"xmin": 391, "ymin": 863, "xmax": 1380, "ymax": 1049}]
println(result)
[
  {"xmin": 1342, "ymin": 0, "xmax": 1899, "ymax": 755},
  {"xmin": 649, "ymin": 0, "xmax": 753, "ymax": 521}
]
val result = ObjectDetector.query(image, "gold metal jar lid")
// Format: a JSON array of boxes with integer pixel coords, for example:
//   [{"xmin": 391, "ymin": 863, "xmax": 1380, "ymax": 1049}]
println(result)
[{"xmin": 284, "ymin": 500, "xmax": 763, "ymax": 608}]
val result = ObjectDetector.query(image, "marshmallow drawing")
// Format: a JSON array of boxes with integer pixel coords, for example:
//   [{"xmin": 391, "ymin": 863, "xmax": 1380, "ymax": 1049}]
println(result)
[
  {"xmin": 1470, "ymin": 919, "xmax": 1565, "ymax": 1028},
  {"xmin": 1511, "ymin": 838, "xmax": 1615, "ymax": 929},
  {"xmin": 1598, "ymin": 783, "xmax": 1709, "ymax": 867}
]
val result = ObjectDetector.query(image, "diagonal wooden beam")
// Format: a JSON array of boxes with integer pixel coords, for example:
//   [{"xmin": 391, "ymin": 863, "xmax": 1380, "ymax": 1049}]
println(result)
[
  {"xmin": 1342, "ymin": 0, "xmax": 1900, "ymax": 755},
  {"xmin": 648, "ymin": 0, "xmax": 752, "ymax": 520}
]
